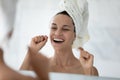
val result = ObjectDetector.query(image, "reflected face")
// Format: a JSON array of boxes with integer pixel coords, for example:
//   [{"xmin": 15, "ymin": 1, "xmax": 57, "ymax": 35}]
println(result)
[{"xmin": 50, "ymin": 14, "xmax": 76, "ymax": 50}]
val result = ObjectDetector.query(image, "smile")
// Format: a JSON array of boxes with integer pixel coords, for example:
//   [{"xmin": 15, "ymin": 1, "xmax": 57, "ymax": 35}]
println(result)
[{"xmin": 53, "ymin": 38, "xmax": 64, "ymax": 43}]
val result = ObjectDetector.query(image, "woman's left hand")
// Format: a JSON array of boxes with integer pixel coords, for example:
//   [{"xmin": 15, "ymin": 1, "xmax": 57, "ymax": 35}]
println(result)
[{"xmin": 79, "ymin": 47, "xmax": 94, "ymax": 75}]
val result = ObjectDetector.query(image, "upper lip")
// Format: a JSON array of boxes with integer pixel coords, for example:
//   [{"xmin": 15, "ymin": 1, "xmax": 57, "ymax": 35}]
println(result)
[{"xmin": 53, "ymin": 38, "xmax": 64, "ymax": 42}]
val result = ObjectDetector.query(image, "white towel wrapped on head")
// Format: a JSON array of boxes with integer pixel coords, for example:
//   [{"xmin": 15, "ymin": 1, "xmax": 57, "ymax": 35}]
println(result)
[{"xmin": 54, "ymin": 0, "xmax": 89, "ymax": 48}]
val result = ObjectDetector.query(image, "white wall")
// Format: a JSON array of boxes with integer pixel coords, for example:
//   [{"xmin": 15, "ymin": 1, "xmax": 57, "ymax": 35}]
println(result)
[
  {"xmin": 85, "ymin": 0, "xmax": 120, "ymax": 78},
  {"xmin": 0, "ymin": 0, "xmax": 120, "ymax": 78}
]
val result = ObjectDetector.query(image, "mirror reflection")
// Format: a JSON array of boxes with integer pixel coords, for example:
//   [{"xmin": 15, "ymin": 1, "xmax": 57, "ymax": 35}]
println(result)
[{"xmin": 0, "ymin": 0, "xmax": 120, "ymax": 79}]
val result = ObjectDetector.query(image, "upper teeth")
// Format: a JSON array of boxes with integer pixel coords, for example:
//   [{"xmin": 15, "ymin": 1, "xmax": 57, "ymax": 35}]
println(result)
[{"xmin": 54, "ymin": 38, "xmax": 63, "ymax": 41}]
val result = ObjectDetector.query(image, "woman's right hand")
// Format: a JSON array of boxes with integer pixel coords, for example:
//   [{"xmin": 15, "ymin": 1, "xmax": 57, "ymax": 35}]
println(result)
[{"xmin": 30, "ymin": 35, "xmax": 48, "ymax": 52}]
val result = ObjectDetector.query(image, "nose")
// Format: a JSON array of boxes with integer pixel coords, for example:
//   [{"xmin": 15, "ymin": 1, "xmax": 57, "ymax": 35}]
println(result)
[{"xmin": 54, "ymin": 29, "xmax": 62, "ymax": 36}]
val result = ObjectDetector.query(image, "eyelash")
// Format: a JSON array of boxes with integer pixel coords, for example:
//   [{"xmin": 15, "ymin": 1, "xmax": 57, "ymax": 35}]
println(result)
[
  {"xmin": 51, "ymin": 27, "xmax": 70, "ymax": 31},
  {"xmin": 63, "ymin": 28, "xmax": 69, "ymax": 31},
  {"xmin": 51, "ymin": 27, "xmax": 57, "ymax": 30}
]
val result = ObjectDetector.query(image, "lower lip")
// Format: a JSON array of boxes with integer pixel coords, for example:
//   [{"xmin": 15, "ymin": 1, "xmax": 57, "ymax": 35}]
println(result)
[{"xmin": 52, "ymin": 41, "xmax": 63, "ymax": 45}]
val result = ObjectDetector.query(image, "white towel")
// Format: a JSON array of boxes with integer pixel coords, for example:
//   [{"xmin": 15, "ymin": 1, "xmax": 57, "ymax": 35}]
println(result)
[{"xmin": 55, "ymin": 0, "xmax": 89, "ymax": 48}]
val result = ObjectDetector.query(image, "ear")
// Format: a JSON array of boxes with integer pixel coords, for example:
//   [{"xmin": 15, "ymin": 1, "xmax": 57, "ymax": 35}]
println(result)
[
  {"xmin": 74, "ymin": 32, "xmax": 76, "ymax": 40},
  {"xmin": 71, "ymin": 32, "xmax": 76, "ymax": 45}
]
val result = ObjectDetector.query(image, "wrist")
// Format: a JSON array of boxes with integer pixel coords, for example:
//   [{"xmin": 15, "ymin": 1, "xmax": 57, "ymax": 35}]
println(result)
[{"xmin": 83, "ymin": 67, "xmax": 92, "ymax": 75}]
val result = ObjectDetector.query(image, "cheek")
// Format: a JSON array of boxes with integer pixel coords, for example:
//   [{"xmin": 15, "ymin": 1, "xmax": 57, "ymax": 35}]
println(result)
[
  {"xmin": 49, "ymin": 31, "xmax": 53, "ymax": 40},
  {"xmin": 67, "ymin": 33, "xmax": 75, "ymax": 42}
]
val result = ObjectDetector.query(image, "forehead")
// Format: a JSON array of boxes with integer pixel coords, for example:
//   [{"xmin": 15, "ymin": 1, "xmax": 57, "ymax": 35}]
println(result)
[{"xmin": 51, "ymin": 14, "xmax": 74, "ymax": 26}]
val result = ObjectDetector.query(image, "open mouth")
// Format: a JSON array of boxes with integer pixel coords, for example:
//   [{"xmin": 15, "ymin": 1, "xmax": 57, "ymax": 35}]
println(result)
[{"xmin": 53, "ymin": 38, "xmax": 64, "ymax": 43}]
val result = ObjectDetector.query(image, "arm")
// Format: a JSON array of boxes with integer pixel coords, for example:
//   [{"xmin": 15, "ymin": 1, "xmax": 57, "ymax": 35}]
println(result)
[
  {"xmin": 0, "ymin": 48, "xmax": 35, "ymax": 80},
  {"xmin": 83, "ymin": 66, "xmax": 99, "ymax": 76},
  {"xmin": 79, "ymin": 47, "xmax": 99, "ymax": 76},
  {"xmin": 0, "ymin": 47, "xmax": 49, "ymax": 80},
  {"xmin": 20, "ymin": 35, "xmax": 48, "ymax": 70},
  {"xmin": 28, "ymin": 47, "xmax": 49, "ymax": 80},
  {"xmin": 92, "ymin": 66, "xmax": 99, "ymax": 76},
  {"xmin": 20, "ymin": 51, "xmax": 33, "ymax": 70}
]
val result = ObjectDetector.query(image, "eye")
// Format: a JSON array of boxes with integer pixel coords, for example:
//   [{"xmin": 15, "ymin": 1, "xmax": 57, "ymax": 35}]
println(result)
[
  {"xmin": 62, "ymin": 28, "xmax": 70, "ymax": 31},
  {"xmin": 51, "ymin": 26, "xmax": 57, "ymax": 30}
]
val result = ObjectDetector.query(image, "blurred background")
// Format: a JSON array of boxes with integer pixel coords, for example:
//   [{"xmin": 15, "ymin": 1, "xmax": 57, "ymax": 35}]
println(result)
[{"xmin": 0, "ymin": 0, "xmax": 120, "ymax": 78}]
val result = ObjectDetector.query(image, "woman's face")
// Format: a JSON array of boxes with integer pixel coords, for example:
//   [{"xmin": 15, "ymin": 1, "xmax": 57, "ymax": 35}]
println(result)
[{"xmin": 50, "ymin": 14, "xmax": 76, "ymax": 50}]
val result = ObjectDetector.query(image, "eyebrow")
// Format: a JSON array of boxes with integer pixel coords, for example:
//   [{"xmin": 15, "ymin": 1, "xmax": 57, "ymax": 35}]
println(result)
[
  {"xmin": 51, "ymin": 23, "xmax": 71, "ymax": 28},
  {"xmin": 63, "ymin": 25, "xmax": 71, "ymax": 29},
  {"xmin": 51, "ymin": 23, "xmax": 56, "ymax": 25}
]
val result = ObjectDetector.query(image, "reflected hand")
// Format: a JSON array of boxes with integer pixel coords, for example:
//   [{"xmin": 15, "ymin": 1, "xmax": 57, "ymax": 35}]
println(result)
[
  {"xmin": 79, "ymin": 47, "xmax": 94, "ymax": 75},
  {"xmin": 30, "ymin": 35, "xmax": 48, "ymax": 52}
]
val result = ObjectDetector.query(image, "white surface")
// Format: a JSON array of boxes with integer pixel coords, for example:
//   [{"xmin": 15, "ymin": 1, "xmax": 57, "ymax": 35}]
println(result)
[
  {"xmin": 19, "ymin": 71, "xmax": 120, "ymax": 80},
  {"xmin": 19, "ymin": 70, "xmax": 36, "ymax": 78},
  {"xmin": 50, "ymin": 72, "xmax": 120, "ymax": 80}
]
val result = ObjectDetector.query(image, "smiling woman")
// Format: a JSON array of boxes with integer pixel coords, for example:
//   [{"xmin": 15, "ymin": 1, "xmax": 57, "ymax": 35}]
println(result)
[
  {"xmin": 20, "ymin": 0, "xmax": 98, "ymax": 76},
  {"xmin": 50, "ymin": 12, "xmax": 75, "ymax": 49},
  {"xmin": 1, "ymin": 0, "xmax": 120, "ymax": 79}
]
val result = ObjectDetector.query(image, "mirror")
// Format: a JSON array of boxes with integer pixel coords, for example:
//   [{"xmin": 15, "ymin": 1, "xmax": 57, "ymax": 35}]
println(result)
[{"xmin": 0, "ymin": 0, "xmax": 120, "ymax": 79}]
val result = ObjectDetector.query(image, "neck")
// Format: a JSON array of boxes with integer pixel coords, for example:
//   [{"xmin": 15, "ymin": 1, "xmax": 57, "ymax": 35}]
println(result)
[{"xmin": 53, "ymin": 47, "xmax": 75, "ymax": 66}]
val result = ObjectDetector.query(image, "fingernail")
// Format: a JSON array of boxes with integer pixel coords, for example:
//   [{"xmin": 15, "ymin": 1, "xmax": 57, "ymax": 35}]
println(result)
[{"xmin": 79, "ymin": 47, "xmax": 83, "ymax": 50}]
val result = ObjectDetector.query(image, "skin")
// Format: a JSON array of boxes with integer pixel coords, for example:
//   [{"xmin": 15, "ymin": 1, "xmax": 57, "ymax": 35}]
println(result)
[
  {"xmin": 0, "ymin": 48, "xmax": 49, "ymax": 80},
  {"xmin": 20, "ymin": 14, "xmax": 99, "ymax": 76}
]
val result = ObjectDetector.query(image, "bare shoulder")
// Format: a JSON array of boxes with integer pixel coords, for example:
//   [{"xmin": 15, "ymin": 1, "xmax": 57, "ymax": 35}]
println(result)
[{"xmin": 92, "ymin": 66, "xmax": 99, "ymax": 76}]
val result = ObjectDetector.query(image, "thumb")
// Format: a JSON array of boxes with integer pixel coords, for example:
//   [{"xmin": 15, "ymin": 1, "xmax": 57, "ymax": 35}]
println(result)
[
  {"xmin": 78, "ymin": 47, "xmax": 84, "ymax": 55},
  {"xmin": 78, "ymin": 47, "xmax": 89, "ymax": 59},
  {"xmin": 0, "ymin": 48, "xmax": 4, "ymax": 63}
]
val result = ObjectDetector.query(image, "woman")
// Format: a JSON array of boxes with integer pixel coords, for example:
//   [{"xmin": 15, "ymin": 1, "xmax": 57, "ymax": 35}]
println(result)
[{"xmin": 20, "ymin": 0, "xmax": 98, "ymax": 76}]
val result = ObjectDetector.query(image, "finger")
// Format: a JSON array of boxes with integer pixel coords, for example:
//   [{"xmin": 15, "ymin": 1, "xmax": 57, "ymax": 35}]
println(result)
[
  {"xmin": 36, "ymin": 36, "xmax": 42, "ymax": 43},
  {"xmin": 81, "ymin": 52, "xmax": 90, "ymax": 60},
  {"xmin": 33, "ymin": 35, "xmax": 43, "ymax": 43},
  {"xmin": 79, "ymin": 47, "xmax": 84, "ymax": 51},
  {"xmin": 36, "ymin": 35, "xmax": 47, "ymax": 43},
  {"xmin": 0, "ymin": 48, "xmax": 3, "ymax": 55},
  {"xmin": 79, "ymin": 48, "xmax": 90, "ymax": 59},
  {"xmin": 89, "ymin": 54, "xmax": 94, "ymax": 62},
  {"xmin": 86, "ymin": 53, "xmax": 94, "ymax": 66},
  {"xmin": 32, "ymin": 36, "xmax": 38, "ymax": 43},
  {"xmin": 78, "ymin": 47, "xmax": 84, "ymax": 55},
  {"xmin": 38, "ymin": 36, "xmax": 48, "ymax": 44},
  {"xmin": 0, "ymin": 48, "xmax": 4, "ymax": 63},
  {"xmin": 43, "ymin": 35, "xmax": 48, "ymax": 42},
  {"xmin": 39, "ymin": 35, "xmax": 44, "ymax": 42},
  {"xmin": 79, "ymin": 47, "xmax": 85, "ymax": 56}
]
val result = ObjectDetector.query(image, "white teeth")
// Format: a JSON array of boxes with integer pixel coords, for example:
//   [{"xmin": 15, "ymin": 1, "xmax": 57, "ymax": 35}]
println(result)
[{"xmin": 54, "ymin": 38, "xmax": 64, "ymax": 42}]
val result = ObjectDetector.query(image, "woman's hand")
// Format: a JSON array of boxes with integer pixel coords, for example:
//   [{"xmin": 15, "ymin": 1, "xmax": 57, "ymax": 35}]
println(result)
[
  {"xmin": 30, "ymin": 35, "xmax": 48, "ymax": 52},
  {"xmin": 20, "ymin": 35, "xmax": 48, "ymax": 70},
  {"xmin": 79, "ymin": 47, "xmax": 94, "ymax": 75}
]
